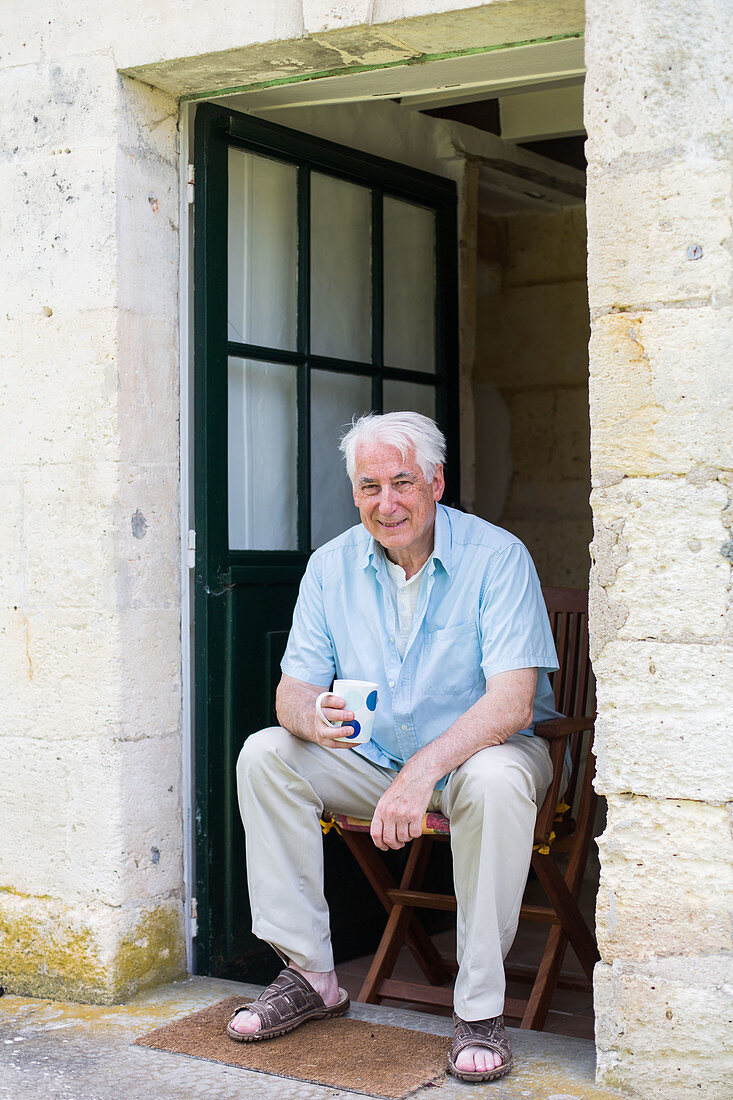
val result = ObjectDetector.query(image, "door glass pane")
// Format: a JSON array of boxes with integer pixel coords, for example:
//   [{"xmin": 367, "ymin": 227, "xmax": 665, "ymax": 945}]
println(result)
[
  {"xmin": 228, "ymin": 358, "xmax": 297, "ymax": 550},
  {"xmin": 310, "ymin": 370, "xmax": 372, "ymax": 549},
  {"xmin": 383, "ymin": 197, "xmax": 436, "ymax": 372},
  {"xmin": 383, "ymin": 380, "xmax": 436, "ymax": 421},
  {"xmin": 228, "ymin": 149, "xmax": 298, "ymax": 350},
  {"xmin": 311, "ymin": 173, "xmax": 371, "ymax": 362}
]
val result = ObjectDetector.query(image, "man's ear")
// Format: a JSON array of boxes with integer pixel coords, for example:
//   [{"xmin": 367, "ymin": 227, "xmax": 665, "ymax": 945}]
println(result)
[{"xmin": 433, "ymin": 463, "xmax": 445, "ymax": 502}]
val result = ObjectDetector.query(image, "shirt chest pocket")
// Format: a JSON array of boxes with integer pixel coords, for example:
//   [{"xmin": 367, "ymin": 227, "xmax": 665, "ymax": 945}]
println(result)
[{"xmin": 423, "ymin": 622, "xmax": 484, "ymax": 696}]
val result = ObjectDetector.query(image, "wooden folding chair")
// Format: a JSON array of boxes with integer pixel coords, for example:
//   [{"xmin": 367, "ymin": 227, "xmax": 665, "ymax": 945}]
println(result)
[{"xmin": 322, "ymin": 587, "xmax": 599, "ymax": 1030}]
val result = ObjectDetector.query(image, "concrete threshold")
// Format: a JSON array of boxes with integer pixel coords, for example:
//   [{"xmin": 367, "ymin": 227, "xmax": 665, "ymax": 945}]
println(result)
[{"xmin": 0, "ymin": 976, "xmax": 623, "ymax": 1100}]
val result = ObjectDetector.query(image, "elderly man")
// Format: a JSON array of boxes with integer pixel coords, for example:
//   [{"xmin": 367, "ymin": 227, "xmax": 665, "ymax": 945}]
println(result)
[{"xmin": 229, "ymin": 411, "xmax": 559, "ymax": 1083}]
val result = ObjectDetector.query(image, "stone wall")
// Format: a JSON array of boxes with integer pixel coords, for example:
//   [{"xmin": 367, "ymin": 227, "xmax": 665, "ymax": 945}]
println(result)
[
  {"xmin": 474, "ymin": 205, "xmax": 592, "ymax": 587},
  {"xmin": 0, "ymin": 53, "xmax": 185, "ymax": 1001},
  {"xmin": 585, "ymin": 0, "xmax": 733, "ymax": 1094}
]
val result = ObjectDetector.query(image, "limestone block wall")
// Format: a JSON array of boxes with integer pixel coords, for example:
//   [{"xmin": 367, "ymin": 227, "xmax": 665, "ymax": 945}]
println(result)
[
  {"xmin": 0, "ymin": 47, "xmax": 185, "ymax": 1000},
  {"xmin": 585, "ymin": 0, "xmax": 733, "ymax": 1094},
  {"xmin": 474, "ymin": 206, "xmax": 592, "ymax": 587}
]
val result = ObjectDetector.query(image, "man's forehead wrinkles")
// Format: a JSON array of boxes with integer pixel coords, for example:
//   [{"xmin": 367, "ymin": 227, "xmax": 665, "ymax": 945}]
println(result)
[{"xmin": 357, "ymin": 471, "xmax": 415, "ymax": 484}]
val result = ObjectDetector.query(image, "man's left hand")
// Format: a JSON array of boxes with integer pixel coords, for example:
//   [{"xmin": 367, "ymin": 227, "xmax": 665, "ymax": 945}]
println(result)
[{"xmin": 370, "ymin": 767, "xmax": 436, "ymax": 851}]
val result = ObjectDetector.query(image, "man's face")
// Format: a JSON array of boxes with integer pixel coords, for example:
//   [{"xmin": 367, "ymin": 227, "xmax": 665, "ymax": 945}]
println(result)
[{"xmin": 352, "ymin": 441, "xmax": 445, "ymax": 559}]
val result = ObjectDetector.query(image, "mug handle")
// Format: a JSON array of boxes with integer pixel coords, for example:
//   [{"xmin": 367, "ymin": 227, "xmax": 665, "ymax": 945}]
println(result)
[{"xmin": 315, "ymin": 691, "xmax": 341, "ymax": 728}]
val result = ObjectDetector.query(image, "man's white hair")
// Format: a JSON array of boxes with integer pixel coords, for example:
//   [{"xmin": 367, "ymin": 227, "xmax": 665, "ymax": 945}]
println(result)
[{"xmin": 339, "ymin": 411, "xmax": 446, "ymax": 484}]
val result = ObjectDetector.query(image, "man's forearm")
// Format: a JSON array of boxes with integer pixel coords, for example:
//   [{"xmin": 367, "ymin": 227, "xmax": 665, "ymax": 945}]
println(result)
[
  {"xmin": 369, "ymin": 668, "xmax": 538, "ymax": 851},
  {"xmin": 402, "ymin": 668, "xmax": 537, "ymax": 787},
  {"xmin": 275, "ymin": 675, "xmax": 322, "ymax": 740}
]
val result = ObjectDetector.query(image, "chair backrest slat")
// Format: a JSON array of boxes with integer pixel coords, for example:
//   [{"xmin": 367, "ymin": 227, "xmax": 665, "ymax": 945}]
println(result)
[
  {"xmin": 578, "ymin": 614, "xmax": 592, "ymax": 715},
  {"xmin": 539, "ymin": 587, "xmax": 595, "ymax": 824},
  {"xmin": 541, "ymin": 587, "xmax": 593, "ymax": 721},
  {"xmin": 567, "ymin": 611, "xmax": 584, "ymax": 715},
  {"xmin": 555, "ymin": 611, "xmax": 570, "ymax": 712}
]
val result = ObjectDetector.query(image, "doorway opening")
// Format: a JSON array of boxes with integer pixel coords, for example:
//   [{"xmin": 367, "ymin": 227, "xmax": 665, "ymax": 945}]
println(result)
[{"xmin": 190, "ymin": 49, "xmax": 598, "ymax": 1038}]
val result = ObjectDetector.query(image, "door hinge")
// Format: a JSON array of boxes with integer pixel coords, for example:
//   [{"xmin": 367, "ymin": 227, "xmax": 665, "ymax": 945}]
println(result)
[
  {"xmin": 190, "ymin": 896, "xmax": 198, "ymax": 938},
  {"xmin": 186, "ymin": 164, "xmax": 195, "ymax": 204},
  {"xmin": 187, "ymin": 529, "xmax": 196, "ymax": 569}
]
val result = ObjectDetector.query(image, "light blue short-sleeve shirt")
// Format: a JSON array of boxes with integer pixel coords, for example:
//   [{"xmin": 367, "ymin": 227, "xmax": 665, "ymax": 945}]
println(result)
[{"xmin": 281, "ymin": 504, "xmax": 561, "ymax": 787}]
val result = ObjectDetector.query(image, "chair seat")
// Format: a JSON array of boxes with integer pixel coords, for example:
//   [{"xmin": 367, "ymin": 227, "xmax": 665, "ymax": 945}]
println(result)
[{"xmin": 326, "ymin": 811, "xmax": 451, "ymax": 837}]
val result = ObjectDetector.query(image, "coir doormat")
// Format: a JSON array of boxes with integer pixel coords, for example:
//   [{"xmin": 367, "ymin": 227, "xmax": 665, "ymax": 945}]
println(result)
[{"xmin": 134, "ymin": 996, "xmax": 448, "ymax": 1099}]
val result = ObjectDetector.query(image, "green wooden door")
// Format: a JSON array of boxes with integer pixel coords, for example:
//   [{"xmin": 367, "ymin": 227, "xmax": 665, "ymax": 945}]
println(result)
[{"xmin": 193, "ymin": 102, "xmax": 459, "ymax": 978}]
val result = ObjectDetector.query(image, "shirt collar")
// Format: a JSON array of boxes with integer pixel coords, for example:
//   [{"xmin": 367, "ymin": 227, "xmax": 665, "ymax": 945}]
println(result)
[
  {"xmin": 359, "ymin": 503, "xmax": 452, "ymax": 577},
  {"xmin": 431, "ymin": 504, "xmax": 452, "ymax": 576}
]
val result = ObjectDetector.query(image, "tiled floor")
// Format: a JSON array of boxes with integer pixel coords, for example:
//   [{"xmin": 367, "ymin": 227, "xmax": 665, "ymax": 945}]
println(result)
[{"xmin": 337, "ymin": 863, "xmax": 599, "ymax": 1041}]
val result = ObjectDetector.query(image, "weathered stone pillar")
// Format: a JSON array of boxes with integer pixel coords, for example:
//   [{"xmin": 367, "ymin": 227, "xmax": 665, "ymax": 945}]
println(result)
[
  {"xmin": 585, "ymin": 1, "xmax": 733, "ymax": 1094},
  {"xmin": 0, "ymin": 52, "xmax": 185, "ymax": 1001}
]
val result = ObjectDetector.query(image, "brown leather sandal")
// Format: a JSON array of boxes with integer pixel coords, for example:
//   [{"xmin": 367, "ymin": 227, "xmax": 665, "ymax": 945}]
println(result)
[
  {"xmin": 448, "ymin": 1013, "xmax": 514, "ymax": 1082},
  {"xmin": 226, "ymin": 967, "xmax": 350, "ymax": 1043}
]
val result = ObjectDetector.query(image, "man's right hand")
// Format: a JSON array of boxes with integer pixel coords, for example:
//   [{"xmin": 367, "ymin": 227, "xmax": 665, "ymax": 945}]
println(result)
[
  {"xmin": 275, "ymin": 674, "xmax": 358, "ymax": 748},
  {"xmin": 311, "ymin": 693, "xmax": 358, "ymax": 748}
]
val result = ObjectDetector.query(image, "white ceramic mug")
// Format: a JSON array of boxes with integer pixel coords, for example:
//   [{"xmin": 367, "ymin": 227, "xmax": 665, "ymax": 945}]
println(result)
[{"xmin": 315, "ymin": 679, "xmax": 379, "ymax": 745}]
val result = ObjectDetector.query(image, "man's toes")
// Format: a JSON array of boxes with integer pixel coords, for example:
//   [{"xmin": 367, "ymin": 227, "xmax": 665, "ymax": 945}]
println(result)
[
  {"xmin": 454, "ymin": 1046, "xmax": 480, "ymax": 1071},
  {"xmin": 478, "ymin": 1048, "xmax": 501, "ymax": 1071},
  {"xmin": 453, "ymin": 1049, "xmax": 473, "ymax": 1072},
  {"xmin": 474, "ymin": 1048, "xmax": 489, "ymax": 1072},
  {"xmin": 230, "ymin": 1010, "xmax": 262, "ymax": 1035},
  {"xmin": 471, "ymin": 1047, "xmax": 493, "ymax": 1072},
  {"xmin": 454, "ymin": 1045, "xmax": 502, "ymax": 1073}
]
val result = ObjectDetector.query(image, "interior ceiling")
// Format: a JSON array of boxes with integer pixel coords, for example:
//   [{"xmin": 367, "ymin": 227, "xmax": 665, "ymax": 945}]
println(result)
[{"xmin": 421, "ymin": 99, "xmax": 586, "ymax": 171}]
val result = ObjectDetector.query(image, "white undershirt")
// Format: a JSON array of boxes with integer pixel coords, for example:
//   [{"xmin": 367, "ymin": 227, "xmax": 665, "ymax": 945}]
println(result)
[{"xmin": 384, "ymin": 555, "xmax": 429, "ymax": 658}]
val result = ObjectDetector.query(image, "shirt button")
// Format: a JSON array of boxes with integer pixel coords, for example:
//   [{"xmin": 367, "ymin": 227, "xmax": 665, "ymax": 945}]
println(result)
[
  {"xmin": 401, "ymin": 723, "xmax": 408, "ymax": 730},
  {"xmin": 390, "ymin": 636, "xmax": 395, "ymax": 643},
  {"xmin": 389, "ymin": 680, "xmax": 395, "ymax": 688}
]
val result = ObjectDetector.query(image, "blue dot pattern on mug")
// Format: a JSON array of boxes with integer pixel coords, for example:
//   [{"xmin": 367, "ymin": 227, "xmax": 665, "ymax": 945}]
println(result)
[
  {"xmin": 342, "ymin": 689, "xmax": 365, "ymax": 740},
  {"xmin": 366, "ymin": 690, "xmax": 378, "ymax": 711},
  {"xmin": 344, "ymin": 719, "xmax": 361, "ymax": 739}
]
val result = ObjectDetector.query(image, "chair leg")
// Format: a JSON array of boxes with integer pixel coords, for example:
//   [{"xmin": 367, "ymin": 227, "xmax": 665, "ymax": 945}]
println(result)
[
  {"xmin": 358, "ymin": 836, "xmax": 441, "ymax": 1003},
  {"xmin": 531, "ymin": 852, "xmax": 599, "ymax": 982},
  {"xmin": 517, "ymin": 748, "xmax": 600, "ymax": 1028},
  {"xmin": 519, "ymin": 924, "xmax": 570, "ymax": 1030},
  {"xmin": 341, "ymin": 832, "xmax": 453, "ymax": 991}
]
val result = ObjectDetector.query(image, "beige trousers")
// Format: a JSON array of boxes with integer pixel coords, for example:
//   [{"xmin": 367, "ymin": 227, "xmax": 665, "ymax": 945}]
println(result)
[{"xmin": 236, "ymin": 728, "xmax": 553, "ymax": 1020}]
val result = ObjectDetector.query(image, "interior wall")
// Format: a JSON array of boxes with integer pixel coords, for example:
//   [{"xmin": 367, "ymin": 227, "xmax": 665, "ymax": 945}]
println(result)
[{"xmin": 473, "ymin": 204, "xmax": 591, "ymax": 588}]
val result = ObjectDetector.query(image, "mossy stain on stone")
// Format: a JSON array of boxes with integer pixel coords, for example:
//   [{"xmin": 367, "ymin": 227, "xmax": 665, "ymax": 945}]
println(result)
[
  {"xmin": 0, "ymin": 895, "xmax": 185, "ymax": 1005},
  {"xmin": 111, "ymin": 906, "xmax": 186, "ymax": 1002},
  {"xmin": 0, "ymin": 901, "xmax": 109, "ymax": 1002}
]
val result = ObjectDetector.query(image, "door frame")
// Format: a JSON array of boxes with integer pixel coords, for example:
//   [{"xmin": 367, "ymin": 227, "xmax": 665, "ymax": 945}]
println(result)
[
  {"xmin": 190, "ymin": 100, "xmax": 460, "ymax": 973},
  {"xmin": 179, "ymin": 100, "xmax": 196, "ymax": 971}
]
